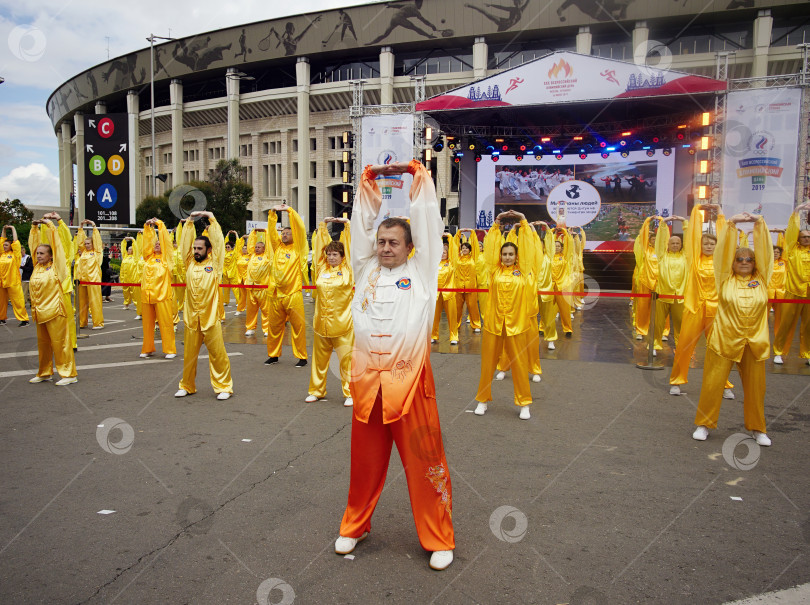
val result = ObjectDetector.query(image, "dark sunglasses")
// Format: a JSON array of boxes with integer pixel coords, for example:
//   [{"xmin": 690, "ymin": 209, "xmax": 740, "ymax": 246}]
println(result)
[{"xmin": 735, "ymin": 257, "xmax": 754, "ymax": 263}]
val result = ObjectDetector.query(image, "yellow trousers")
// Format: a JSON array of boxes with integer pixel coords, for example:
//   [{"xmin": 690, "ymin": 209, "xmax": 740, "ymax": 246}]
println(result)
[
  {"xmin": 179, "ymin": 323, "xmax": 233, "ymax": 394},
  {"xmin": 65, "ymin": 292, "xmax": 76, "ymax": 349},
  {"xmin": 772, "ymin": 294, "xmax": 810, "ymax": 358},
  {"xmin": 78, "ymin": 284, "xmax": 103, "ymax": 328},
  {"xmin": 221, "ymin": 276, "xmax": 238, "ymax": 307},
  {"xmin": 476, "ymin": 328, "xmax": 532, "ymax": 406},
  {"xmin": 267, "ymin": 291, "xmax": 307, "ymax": 359},
  {"xmin": 133, "ymin": 287, "xmax": 143, "ymax": 315},
  {"xmin": 539, "ymin": 298, "xmax": 558, "ymax": 341},
  {"xmin": 552, "ymin": 292, "xmax": 572, "ymax": 334},
  {"xmin": 309, "ymin": 330, "xmax": 353, "ymax": 398},
  {"xmin": 695, "ymin": 346, "xmax": 766, "ymax": 432},
  {"xmin": 123, "ymin": 286, "xmax": 135, "ymax": 306},
  {"xmin": 172, "ymin": 286, "xmax": 184, "ymax": 324},
  {"xmin": 0, "ymin": 284, "xmax": 29, "ymax": 321},
  {"xmin": 455, "ymin": 291, "xmax": 481, "ymax": 329},
  {"xmin": 496, "ymin": 317, "xmax": 541, "ymax": 376},
  {"xmin": 35, "ymin": 314, "xmax": 76, "ymax": 379},
  {"xmin": 432, "ymin": 296, "xmax": 458, "ymax": 341},
  {"xmin": 141, "ymin": 300, "xmax": 176, "ymax": 355},
  {"xmin": 634, "ymin": 284, "xmax": 652, "ymax": 336},
  {"xmin": 654, "ymin": 300, "xmax": 683, "ymax": 350},
  {"xmin": 236, "ymin": 283, "xmax": 247, "ymax": 312},
  {"xmin": 670, "ymin": 304, "xmax": 713, "ymax": 386},
  {"xmin": 245, "ymin": 289, "xmax": 269, "ymax": 333}
]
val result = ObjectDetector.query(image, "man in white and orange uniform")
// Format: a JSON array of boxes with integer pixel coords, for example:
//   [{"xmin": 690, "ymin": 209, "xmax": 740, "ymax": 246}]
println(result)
[
  {"xmin": 265, "ymin": 205, "xmax": 309, "ymax": 367},
  {"xmin": 139, "ymin": 218, "xmax": 177, "ymax": 358},
  {"xmin": 335, "ymin": 160, "xmax": 455, "ymax": 571}
]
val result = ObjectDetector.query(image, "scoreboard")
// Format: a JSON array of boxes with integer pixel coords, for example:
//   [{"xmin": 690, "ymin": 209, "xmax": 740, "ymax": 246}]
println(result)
[{"xmin": 84, "ymin": 114, "xmax": 130, "ymax": 225}]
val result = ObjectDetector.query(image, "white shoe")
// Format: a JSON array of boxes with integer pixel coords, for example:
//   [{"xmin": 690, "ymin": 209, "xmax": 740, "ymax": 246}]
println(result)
[
  {"xmin": 474, "ymin": 328, "xmax": 481, "ymax": 333},
  {"xmin": 494, "ymin": 371, "xmax": 506, "ymax": 381},
  {"xmin": 429, "ymin": 550, "xmax": 454, "ymax": 571},
  {"xmin": 466, "ymin": 318, "xmax": 470, "ymax": 323},
  {"xmin": 723, "ymin": 388, "xmax": 735, "ymax": 400},
  {"xmin": 92, "ymin": 325, "xmax": 104, "ymax": 330},
  {"xmin": 519, "ymin": 406, "xmax": 531, "ymax": 420},
  {"xmin": 547, "ymin": 342, "xmax": 555, "ymax": 350},
  {"xmin": 431, "ymin": 339, "xmax": 437, "ymax": 344},
  {"xmin": 635, "ymin": 334, "xmax": 643, "ymax": 340},
  {"xmin": 55, "ymin": 377, "xmax": 77, "ymax": 386},
  {"xmin": 245, "ymin": 330, "xmax": 255, "ymax": 336},
  {"xmin": 669, "ymin": 385, "xmax": 681, "ymax": 396},
  {"xmin": 263, "ymin": 332, "xmax": 268, "ymax": 337},
  {"xmin": 305, "ymin": 394, "xmax": 319, "ymax": 403},
  {"xmin": 662, "ymin": 335, "xmax": 668, "ymax": 341},
  {"xmin": 807, "ymin": 359, "xmax": 810, "ymax": 366},
  {"xmin": 532, "ymin": 374, "xmax": 541, "ymax": 383},
  {"xmin": 474, "ymin": 402, "xmax": 488, "ymax": 415},
  {"xmin": 173, "ymin": 326, "xmax": 177, "ymax": 332},
  {"xmin": 692, "ymin": 425, "xmax": 709, "ymax": 441},
  {"xmin": 135, "ymin": 315, "xmax": 141, "ymax": 320},
  {"xmin": 652, "ymin": 349, "xmax": 657, "ymax": 357},
  {"xmin": 773, "ymin": 355, "xmax": 783, "ymax": 364},
  {"xmin": 216, "ymin": 392, "xmax": 231, "ymax": 401},
  {"xmin": 29, "ymin": 375, "xmax": 52, "ymax": 383},
  {"xmin": 335, "ymin": 532, "xmax": 368, "ymax": 554},
  {"xmin": 570, "ymin": 313, "xmax": 575, "ymax": 319},
  {"xmin": 175, "ymin": 389, "xmax": 188, "ymax": 397},
  {"xmin": 165, "ymin": 353, "xmax": 176, "ymax": 359},
  {"xmin": 344, "ymin": 397, "xmax": 353, "ymax": 407},
  {"xmin": 753, "ymin": 431, "xmax": 771, "ymax": 447},
  {"xmin": 576, "ymin": 305, "xmax": 583, "ymax": 311},
  {"xmin": 234, "ymin": 311, "xmax": 241, "ymax": 316},
  {"xmin": 450, "ymin": 340, "xmax": 458, "ymax": 345},
  {"xmin": 139, "ymin": 353, "xmax": 152, "ymax": 358}
]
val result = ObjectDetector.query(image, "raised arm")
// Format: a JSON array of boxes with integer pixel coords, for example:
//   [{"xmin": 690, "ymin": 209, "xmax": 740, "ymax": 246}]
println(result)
[
  {"xmin": 350, "ymin": 165, "xmax": 384, "ymax": 272},
  {"xmin": 91, "ymin": 226, "xmax": 103, "ymax": 265},
  {"xmin": 655, "ymin": 219, "xmax": 670, "ymax": 260},
  {"xmin": 201, "ymin": 213, "xmax": 224, "ymax": 274},
  {"xmin": 180, "ymin": 217, "xmax": 196, "ymax": 269},
  {"xmin": 266, "ymin": 208, "xmax": 281, "ymax": 252},
  {"xmin": 753, "ymin": 215, "xmax": 773, "ymax": 285},
  {"xmin": 286, "ymin": 206, "xmax": 309, "ymax": 285},
  {"xmin": 483, "ymin": 219, "xmax": 503, "ymax": 270},
  {"xmin": 406, "ymin": 160, "xmax": 444, "ymax": 279},
  {"xmin": 312, "ymin": 221, "xmax": 331, "ymax": 281}
]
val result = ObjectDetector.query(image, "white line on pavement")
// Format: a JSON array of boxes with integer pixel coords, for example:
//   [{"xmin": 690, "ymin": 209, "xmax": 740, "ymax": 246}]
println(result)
[{"xmin": 0, "ymin": 341, "xmax": 162, "ymax": 359}]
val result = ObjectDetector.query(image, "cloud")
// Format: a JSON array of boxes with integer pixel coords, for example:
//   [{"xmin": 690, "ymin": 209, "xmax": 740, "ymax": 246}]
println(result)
[{"xmin": 0, "ymin": 163, "xmax": 60, "ymax": 206}]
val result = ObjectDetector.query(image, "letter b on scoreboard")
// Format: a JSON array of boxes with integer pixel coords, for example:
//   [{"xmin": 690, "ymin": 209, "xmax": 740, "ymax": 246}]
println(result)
[{"xmin": 84, "ymin": 114, "xmax": 129, "ymax": 225}]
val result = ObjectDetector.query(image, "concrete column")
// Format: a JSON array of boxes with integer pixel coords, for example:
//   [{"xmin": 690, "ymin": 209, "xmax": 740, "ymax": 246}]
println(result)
[
  {"xmin": 251, "ymin": 132, "xmax": 260, "ymax": 213},
  {"xmin": 95, "ymin": 101, "xmax": 106, "ymax": 115},
  {"xmin": 473, "ymin": 37, "xmax": 488, "ymax": 79},
  {"xmin": 576, "ymin": 27, "xmax": 592, "ymax": 55},
  {"xmin": 226, "ymin": 68, "xmax": 240, "ymax": 160},
  {"xmin": 170, "ymin": 79, "xmax": 184, "ymax": 186},
  {"xmin": 752, "ymin": 10, "xmax": 773, "ymax": 79},
  {"xmin": 58, "ymin": 123, "xmax": 72, "ymax": 213},
  {"xmin": 632, "ymin": 21, "xmax": 649, "ymax": 57},
  {"xmin": 74, "ymin": 113, "xmax": 85, "ymax": 223},
  {"xmin": 380, "ymin": 47, "xmax": 394, "ymax": 106},
  {"xmin": 126, "ymin": 91, "xmax": 140, "ymax": 223},
  {"xmin": 296, "ymin": 57, "xmax": 311, "ymax": 229}
]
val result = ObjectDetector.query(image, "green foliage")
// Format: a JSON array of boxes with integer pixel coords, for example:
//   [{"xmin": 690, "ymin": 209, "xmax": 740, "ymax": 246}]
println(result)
[
  {"xmin": 1, "ymin": 198, "xmax": 34, "ymax": 251},
  {"xmin": 135, "ymin": 194, "xmax": 175, "ymax": 227}
]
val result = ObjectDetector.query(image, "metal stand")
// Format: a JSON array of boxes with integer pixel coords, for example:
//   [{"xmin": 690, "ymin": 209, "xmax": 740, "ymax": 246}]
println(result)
[{"xmin": 636, "ymin": 291, "xmax": 663, "ymax": 370}]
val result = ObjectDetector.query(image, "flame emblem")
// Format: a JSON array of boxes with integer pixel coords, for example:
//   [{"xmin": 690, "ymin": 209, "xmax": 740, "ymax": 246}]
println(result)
[
  {"xmin": 755, "ymin": 136, "xmax": 768, "ymax": 150},
  {"xmin": 548, "ymin": 59, "xmax": 572, "ymax": 79}
]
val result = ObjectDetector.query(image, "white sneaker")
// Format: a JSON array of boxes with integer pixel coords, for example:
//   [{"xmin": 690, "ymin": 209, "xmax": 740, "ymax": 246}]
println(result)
[
  {"xmin": 773, "ymin": 355, "xmax": 783, "ymax": 364},
  {"xmin": 234, "ymin": 311, "xmax": 241, "ymax": 316},
  {"xmin": 692, "ymin": 425, "xmax": 709, "ymax": 441},
  {"xmin": 431, "ymin": 339, "xmax": 437, "ymax": 344},
  {"xmin": 635, "ymin": 334, "xmax": 643, "ymax": 340},
  {"xmin": 652, "ymin": 349, "xmax": 657, "ymax": 357},
  {"xmin": 175, "ymin": 389, "xmax": 188, "ymax": 397},
  {"xmin": 245, "ymin": 330, "xmax": 255, "ymax": 336},
  {"xmin": 29, "ymin": 375, "xmax": 52, "ymax": 383},
  {"xmin": 429, "ymin": 550, "xmax": 454, "ymax": 571},
  {"xmin": 263, "ymin": 332, "xmax": 268, "ymax": 337},
  {"xmin": 662, "ymin": 335, "xmax": 668, "ymax": 341},
  {"xmin": 335, "ymin": 532, "xmax": 368, "ymax": 554},
  {"xmin": 807, "ymin": 359, "xmax": 810, "ymax": 366},
  {"xmin": 466, "ymin": 318, "xmax": 470, "ymax": 323},
  {"xmin": 55, "ymin": 377, "xmax": 77, "ymax": 386},
  {"xmin": 494, "ymin": 371, "xmax": 506, "ymax": 381},
  {"xmin": 570, "ymin": 313, "xmax": 574, "ymax": 319},
  {"xmin": 135, "ymin": 315, "xmax": 141, "ymax": 320},
  {"xmin": 344, "ymin": 397, "xmax": 353, "ymax": 407},
  {"xmin": 450, "ymin": 340, "xmax": 458, "ymax": 345},
  {"xmin": 305, "ymin": 394, "xmax": 319, "ymax": 403},
  {"xmin": 547, "ymin": 342, "xmax": 555, "ymax": 350},
  {"xmin": 669, "ymin": 385, "xmax": 681, "ymax": 396},
  {"xmin": 532, "ymin": 374, "xmax": 541, "ymax": 383},
  {"xmin": 474, "ymin": 402, "xmax": 488, "ymax": 415},
  {"xmin": 519, "ymin": 406, "xmax": 531, "ymax": 420},
  {"xmin": 216, "ymin": 392, "xmax": 231, "ymax": 401},
  {"xmin": 173, "ymin": 326, "xmax": 177, "ymax": 332},
  {"xmin": 723, "ymin": 388, "xmax": 735, "ymax": 400},
  {"xmin": 139, "ymin": 353, "xmax": 152, "ymax": 358},
  {"xmin": 165, "ymin": 353, "xmax": 176, "ymax": 359},
  {"xmin": 474, "ymin": 328, "xmax": 481, "ymax": 333},
  {"xmin": 753, "ymin": 431, "xmax": 771, "ymax": 447},
  {"xmin": 92, "ymin": 325, "xmax": 104, "ymax": 330},
  {"xmin": 576, "ymin": 305, "xmax": 583, "ymax": 311}
]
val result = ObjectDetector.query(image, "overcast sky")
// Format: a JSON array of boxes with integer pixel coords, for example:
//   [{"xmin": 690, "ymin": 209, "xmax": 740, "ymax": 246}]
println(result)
[{"xmin": 0, "ymin": 0, "xmax": 379, "ymax": 206}]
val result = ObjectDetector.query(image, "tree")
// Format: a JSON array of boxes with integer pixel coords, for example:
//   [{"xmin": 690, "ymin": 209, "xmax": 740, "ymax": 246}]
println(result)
[
  {"xmin": 189, "ymin": 159, "xmax": 252, "ymax": 234},
  {"xmin": 135, "ymin": 194, "xmax": 175, "ymax": 227},
  {"xmin": 1, "ymin": 198, "xmax": 34, "ymax": 250}
]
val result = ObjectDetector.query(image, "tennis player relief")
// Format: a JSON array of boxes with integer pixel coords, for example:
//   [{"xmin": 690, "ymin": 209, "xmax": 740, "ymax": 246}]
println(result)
[{"xmin": 547, "ymin": 180, "xmax": 601, "ymax": 227}]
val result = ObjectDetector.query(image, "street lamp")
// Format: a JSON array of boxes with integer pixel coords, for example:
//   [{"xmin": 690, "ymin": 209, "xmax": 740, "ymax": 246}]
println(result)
[
  {"xmin": 147, "ymin": 33, "xmax": 175, "ymax": 196},
  {"xmin": 225, "ymin": 69, "xmax": 255, "ymax": 161},
  {"xmin": 0, "ymin": 77, "xmax": 5, "ymax": 85}
]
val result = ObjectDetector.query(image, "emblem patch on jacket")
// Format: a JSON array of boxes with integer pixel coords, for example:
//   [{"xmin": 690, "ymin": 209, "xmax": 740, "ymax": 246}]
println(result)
[
  {"xmin": 396, "ymin": 277, "xmax": 411, "ymax": 290},
  {"xmin": 204, "ymin": 266, "xmax": 213, "ymax": 273},
  {"xmin": 512, "ymin": 270, "xmax": 521, "ymax": 276},
  {"xmin": 747, "ymin": 280, "xmax": 759, "ymax": 288}
]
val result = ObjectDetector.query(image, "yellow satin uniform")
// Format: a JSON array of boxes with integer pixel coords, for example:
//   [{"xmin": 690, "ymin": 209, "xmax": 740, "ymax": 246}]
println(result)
[
  {"xmin": 773, "ymin": 211, "xmax": 810, "ymax": 359},
  {"xmin": 120, "ymin": 239, "xmax": 138, "ymax": 307},
  {"xmin": 454, "ymin": 231, "xmax": 481, "ymax": 330},
  {"xmin": 73, "ymin": 227, "xmax": 103, "ymax": 328},
  {"xmin": 432, "ymin": 240, "xmax": 459, "ymax": 342},
  {"xmin": 550, "ymin": 229, "xmax": 574, "ymax": 335},
  {"xmin": 236, "ymin": 240, "xmax": 250, "ymax": 312},
  {"xmin": 308, "ymin": 222, "xmax": 354, "ymax": 399},
  {"xmin": 171, "ymin": 223, "xmax": 187, "ymax": 324},
  {"xmin": 696, "ymin": 217, "xmax": 772, "ymax": 432},
  {"xmin": 633, "ymin": 216, "xmax": 659, "ymax": 337},
  {"xmin": 140, "ymin": 220, "xmax": 176, "ymax": 356},
  {"xmin": 536, "ymin": 229, "xmax": 556, "ymax": 341},
  {"xmin": 244, "ymin": 230, "xmax": 272, "ymax": 334},
  {"xmin": 28, "ymin": 221, "xmax": 76, "ymax": 379},
  {"xmin": 178, "ymin": 217, "xmax": 233, "ymax": 395},
  {"xmin": 653, "ymin": 222, "xmax": 687, "ymax": 350},
  {"xmin": 266, "ymin": 208, "xmax": 309, "ymax": 360},
  {"xmin": 768, "ymin": 257, "xmax": 787, "ymax": 333},
  {"xmin": 221, "ymin": 247, "xmax": 239, "ymax": 309},
  {"xmin": 0, "ymin": 238, "xmax": 29, "ymax": 322}
]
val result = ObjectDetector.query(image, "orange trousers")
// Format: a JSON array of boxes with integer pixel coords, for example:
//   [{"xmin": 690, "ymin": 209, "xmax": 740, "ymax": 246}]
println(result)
[{"xmin": 339, "ymin": 389, "xmax": 455, "ymax": 552}]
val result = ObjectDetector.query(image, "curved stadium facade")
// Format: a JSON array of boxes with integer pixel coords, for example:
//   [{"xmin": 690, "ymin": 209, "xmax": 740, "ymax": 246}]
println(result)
[{"xmin": 47, "ymin": 0, "xmax": 810, "ymax": 231}]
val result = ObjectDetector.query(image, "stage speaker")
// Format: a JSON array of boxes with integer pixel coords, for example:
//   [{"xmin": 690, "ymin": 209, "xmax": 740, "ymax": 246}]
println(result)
[
  {"xmin": 444, "ymin": 225, "xmax": 458, "ymax": 235},
  {"xmin": 447, "ymin": 206, "xmax": 459, "ymax": 226},
  {"xmin": 440, "ymin": 197, "xmax": 447, "ymax": 218}
]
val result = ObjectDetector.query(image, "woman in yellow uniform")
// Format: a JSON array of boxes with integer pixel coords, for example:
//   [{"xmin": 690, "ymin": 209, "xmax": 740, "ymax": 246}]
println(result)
[
  {"xmin": 431, "ymin": 235, "xmax": 459, "ymax": 345},
  {"xmin": 120, "ymin": 236, "xmax": 139, "ymax": 311},
  {"xmin": 633, "ymin": 216, "xmax": 659, "ymax": 340},
  {"xmin": 475, "ymin": 239, "xmax": 488, "ymax": 321},
  {"xmin": 27, "ymin": 215, "xmax": 77, "ymax": 386},
  {"xmin": 550, "ymin": 227, "xmax": 574, "ymax": 338},
  {"xmin": 571, "ymin": 227, "xmax": 586, "ymax": 312},
  {"xmin": 653, "ymin": 216, "xmax": 688, "ymax": 353},
  {"xmin": 669, "ymin": 204, "xmax": 734, "ymax": 398},
  {"xmin": 767, "ymin": 229, "xmax": 786, "ymax": 334},
  {"xmin": 221, "ymin": 231, "xmax": 240, "ymax": 311},
  {"xmin": 234, "ymin": 236, "xmax": 250, "ymax": 316},
  {"xmin": 474, "ymin": 210, "xmax": 537, "ymax": 420},
  {"xmin": 693, "ymin": 213, "xmax": 773, "ymax": 445},
  {"xmin": 0, "ymin": 224, "xmax": 30, "ymax": 326},
  {"xmin": 73, "ymin": 219, "xmax": 104, "ymax": 329},
  {"xmin": 139, "ymin": 218, "xmax": 177, "ymax": 358},
  {"xmin": 454, "ymin": 229, "xmax": 481, "ymax": 333},
  {"xmin": 305, "ymin": 217, "xmax": 354, "ymax": 406},
  {"xmin": 244, "ymin": 229, "xmax": 272, "ymax": 337}
]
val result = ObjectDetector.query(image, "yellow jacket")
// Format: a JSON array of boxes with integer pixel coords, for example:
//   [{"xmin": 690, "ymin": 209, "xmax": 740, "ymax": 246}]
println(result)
[
  {"xmin": 634, "ymin": 216, "xmax": 659, "ymax": 291},
  {"xmin": 73, "ymin": 227, "xmax": 103, "ymax": 282},
  {"xmin": 312, "ymin": 221, "xmax": 353, "ymax": 338},
  {"xmin": 28, "ymin": 220, "xmax": 69, "ymax": 324},
  {"xmin": 535, "ymin": 227, "xmax": 554, "ymax": 303},
  {"xmin": 245, "ymin": 229, "xmax": 273, "ymax": 288},
  {"xmin": 454, "ymin": 230, "xmax": 479, "ymax": 291},
  {"xmin": 181, "ymin": 217, "xmax": 225, "ymax": 331},
  {"xmin": 783, "ymin": 210, "xmax": 810, "ymax": 296},
  {"xmin": 683, "ymin": 205, "xmax": 726, "ymax": 315},
  {"xmin": 268, "ymin": 207, "xmax": 309, "ymax": 297},
  {"xmin": 141, "ymin": 220, "xmax": 174, "ymax": 304},
  {"xmin": 236, "ymin": 236, "xmax": 250, "ymax": 282},
  {"xmin": 120, "ymin": 238, "xmax": 139, "ymax": 284},
  {"xmin": 0, "ymin": 237, "xmax": 22, "ymax": 287},
  {"xmin": 551, "ymin": 228, "xmax": 574, "ymax": 289},
  {"xmin": 654, "ymin": 221, "xmax": 687, "ymax": 298}
]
